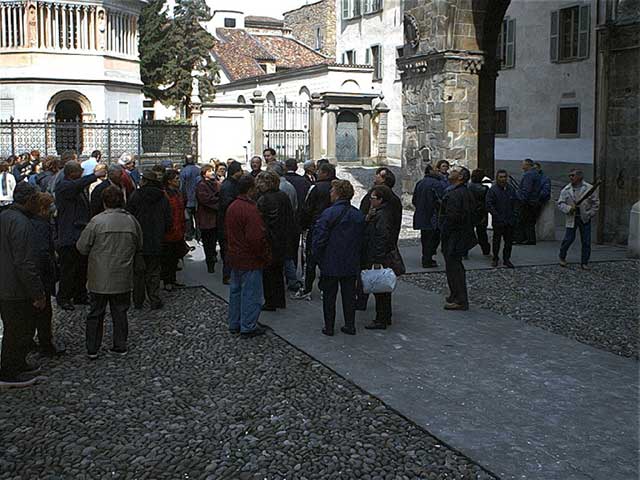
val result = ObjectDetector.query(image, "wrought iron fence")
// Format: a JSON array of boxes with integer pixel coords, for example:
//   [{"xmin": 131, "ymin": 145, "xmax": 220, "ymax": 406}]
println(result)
[
  {"xmin": 264, "ymin": 99, "xmax": 309, "ymax": 161},
  {"xmin": 0, "ymin": 119, "xmax": 198, "ymax": 165}
]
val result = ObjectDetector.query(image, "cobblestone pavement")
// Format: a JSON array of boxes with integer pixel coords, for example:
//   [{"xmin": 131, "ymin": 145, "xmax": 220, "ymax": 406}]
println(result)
[
  {"xmin": 404, "ymin": 260, "xmax": 639, "ymax": 359},
  {"xmin": 1, "ymin": 288, "xmax": 495, "ymax": 480}
]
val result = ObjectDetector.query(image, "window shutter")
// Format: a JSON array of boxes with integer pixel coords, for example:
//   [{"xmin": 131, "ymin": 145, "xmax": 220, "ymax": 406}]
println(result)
[
  {"xmin": 352, "ymin": 51, "xmax": 357, "ymax": 64},
  {"xmin": 496, "ymin": 21, "xmax": 504, "ymax": 63},
  {"xmin": 341, "ymin": 52, "xmax": 346, "ymax": 64},
  {"xmin": 354, "ymin": 0, "xmax": 361, "ymax": 17},
  {"xmin": 578, "ymin": 5, "xmax": 590, "ymax": 59},
  {"xmin": 342, "ymin": 0, "xmax": 349, "ymax": 19},
  {"xmin": 550, "ymin": 10, "xmax": 559, "ymax": 62},
  {"xmin": 377, "ymin": 47, "xmax": 383, "ymax": 79},
  {"xmin": 505, "ymin": 18, "xmax": 516, "ymax": 68}
]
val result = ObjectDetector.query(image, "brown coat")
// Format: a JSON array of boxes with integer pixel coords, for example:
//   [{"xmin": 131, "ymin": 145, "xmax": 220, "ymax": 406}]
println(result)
[{"xmin": 196, "ymin": 178, "xmax": 220, "ymax": 230}]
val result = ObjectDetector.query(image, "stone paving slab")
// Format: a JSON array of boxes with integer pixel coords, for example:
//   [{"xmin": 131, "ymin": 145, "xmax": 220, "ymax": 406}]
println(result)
[{"xmin": 183, "ymin": 243, "xmax": 639, "ymax": 480}]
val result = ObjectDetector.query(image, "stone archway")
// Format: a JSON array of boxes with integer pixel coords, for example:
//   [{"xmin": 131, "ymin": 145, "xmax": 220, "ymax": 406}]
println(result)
[
  {"xmin": 46, "ymin": 90, "xmax": 95, "ymax": 155},
  {"xmin": 399, "ymin": 0, "xmax": 511, "ymax": 192},
  {"xmin": 46, "ymin": 90, "xmax": 94, "ymax": 121}
]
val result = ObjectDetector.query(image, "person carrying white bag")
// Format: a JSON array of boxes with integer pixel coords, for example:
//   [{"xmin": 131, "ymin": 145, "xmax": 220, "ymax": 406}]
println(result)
[{"xmin": 361, "ymin": 185, "xmax": 405, "ymax": 330}]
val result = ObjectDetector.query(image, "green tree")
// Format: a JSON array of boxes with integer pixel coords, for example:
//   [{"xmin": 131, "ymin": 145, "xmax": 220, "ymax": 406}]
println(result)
[
  {"xmin": 164, "ymin": 0, "xmax": 219, "ymax": 117},
  {"xmin": 139, "ymin": 0, "xmax": 173, "ymax": 102}
]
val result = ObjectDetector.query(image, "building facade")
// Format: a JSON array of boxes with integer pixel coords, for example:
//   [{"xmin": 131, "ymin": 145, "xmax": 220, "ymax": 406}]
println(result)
[
  {"xmin": 284, "ymin": 0, "xmax": 336, "ymax": 58},
  {"xmin": 0, "ymin": 0, "xmax": 146, "ymax": 123}
]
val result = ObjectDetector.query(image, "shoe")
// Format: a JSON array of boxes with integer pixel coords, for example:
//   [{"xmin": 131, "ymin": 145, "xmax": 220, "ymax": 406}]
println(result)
[
  {"xmin": 340, "ymin": 326, "xmax": 356, "ymax": 335},
  {"xmin": 60, "ymin": 303, "xmax": 75, "ymax": 311},
  {"xmin": 223, "ymin": 276, "xmax": 231, "ymax": 285},
  {"xmin": 422, "ymin": 260, "xmax": 438, "ymax": 268},
  {"xmin": 109, "ymin": 348, "xmax": 128, "ymax": 356},
  {"xmin": 322, "ymin": 328, "xmax": 334, "ymax": 336},
  {"xmin": 444, "ymin": 302, "xmax": 468, "ymax": 311},
  {"xmin": 228, "ymin": 328, "xmax": 240, "ymax": 335},
  {"xmin": 241, "ymin": 327, "xmax": 266, "ymax": 338},
  {"xmin": 559, "ymin": 259, "xmax": 568, "ymax": 267},
  {"xmin": 173, "ymin": 282, "xmax": 186, "ymax": 288},
  {"xmin": 292, "ymin": 289, "xmax": 312, "ymax": 301},
  {"xmin": 491, "ymin": 259, "xmax": 498, "ymax": 268},
  {"xmin": 504, "ymin": 260, "xmax": 515, "ymax": 269},
  {"xmin": 20, "ymin": 364, "xmax": 42, "ymax": 376},
  {"xmin": 261, "ymin": 305, "xmax": 277, "ymax": 312},
  {"xmin": 446, "ymin": 295, "xmax": 454, "ymax": 303},
  {"xmin": 164, "ymin": 284, "xmax": 174, "ymax": 292},
  {"xmin": 0, "ymin": 376, "xmax": 39, "ymax": 389},
  {"xmin": 87, "ymin": 353, "xmax": 98, "ymax": 360},
  {"xmin": 581, "ymin": 264, "xmax": 590, "ymax": 270},
  {"xmin": 39, "ymin": 340, "xmax": 66, "ymax": 357},
  {"xmin": 150, "ymin": 301, "xmax": 164, "ymax": 310},
  {"xmin": 364, "ymin": 322, "xmax": 387, "ymax": 330}
]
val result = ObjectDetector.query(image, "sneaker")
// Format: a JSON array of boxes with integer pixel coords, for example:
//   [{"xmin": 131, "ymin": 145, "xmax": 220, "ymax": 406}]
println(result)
[
  {"xmin": 110, "ymin": 348, "xmax": 128, "ymax": 356},
  {"xmin": 292, "ymin": 289, "xmax": 312, "ymax": 301},
  {"xmin": 240, "ymin": 327, "xmax": 266, "ymax": 338},
  {"xmin": 87, "ymin": 353, "xmax": 98, "ymax": 360},
  {"xmin": 559, "ymin": 259, "xmax": 568, "ymax": 267}
]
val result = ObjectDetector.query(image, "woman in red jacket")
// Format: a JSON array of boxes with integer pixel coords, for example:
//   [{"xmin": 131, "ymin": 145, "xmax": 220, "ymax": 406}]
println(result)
[
  {"xmin": 161, "ymin": 170, "xmax": 186, "ymax": 291},
  {"xmin": 196, "ymin": 165, "xmax": 220, "ymax": 273}
]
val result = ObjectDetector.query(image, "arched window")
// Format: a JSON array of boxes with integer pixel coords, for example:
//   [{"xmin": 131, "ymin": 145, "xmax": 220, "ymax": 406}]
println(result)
[
  {"xmin": 298, "ymin": 86, "xmax": 311, "ymax": 102},
  {"xmin": 266, "ymin": 92, "xmax": 276, "ymax": 105},
  {"xmin": 237, "ymin": 95, "xmax": 246, "ymax": 104}
]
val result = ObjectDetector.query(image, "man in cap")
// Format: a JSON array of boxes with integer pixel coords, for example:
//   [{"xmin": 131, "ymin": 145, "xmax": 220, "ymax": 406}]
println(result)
[{"xmin": 218, "ymin": 161, "xmax": 244, "ymax": 284}]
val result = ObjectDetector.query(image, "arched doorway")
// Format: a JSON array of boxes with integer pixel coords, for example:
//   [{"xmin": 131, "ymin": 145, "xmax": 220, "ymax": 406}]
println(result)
[
  {"xmin": 55, "ymin": 100, "xmax": 83, "ymax": 154},
  {"xmin": 336, "ymin": 111, "xmax": 359, "ymax": 162}
]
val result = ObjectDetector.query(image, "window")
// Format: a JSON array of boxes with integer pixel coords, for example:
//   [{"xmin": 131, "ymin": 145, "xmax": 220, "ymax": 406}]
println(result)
[
  {"xmin": 118, "ymin": 101, "xmax": 129, "ymax": 121},
  {"xmin": 342, "ymin": 50, "xmax": 356, "ymax": 65},
  {"xmin": 224, "ymin": 18, "xmax": 236, "ymax": 28},
  {"xmin": 551, "ymin": 5, "xmax": 590, "ymax": 62},
  {"xmin": 557, "ymin": 105, "xmax": 580, "ymax": 137},
  {"xmin": 143, "ymin": 110, "xmax": 155, "ymax": 122},
  {"xmin": 143, "ymin": 100, "xmax": 154, "ymax": 108},
  {"xmin": 353, "ymin": 0, "xmax": 361, "ymax": 17},
  {"xmin": 495, "ymin": 109, "xmax": 508, "ymax": 136},
  {"xmin": 367, "ymin": 45, "xmax": 383, "ymax": 81},
  {"xmin": 0, "ymin": 98, "xmax": 15, "ymax": 121},
  {"xmin": 258, "ymin": 63, "xmax": 268, "ymax": 73},
  {"xmin": 497, "ymin": 17, "xmax": 516, "ymax": 69},
  {"xmin": 342, "ymin": 0, "xmax": 363, "ymax": 19},
  {"xmin": 315, "ymin": 27, "xmax": 323, "ymax": 50}
]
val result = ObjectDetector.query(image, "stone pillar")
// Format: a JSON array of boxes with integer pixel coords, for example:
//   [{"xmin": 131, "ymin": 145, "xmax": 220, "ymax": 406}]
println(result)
[
  {"xmin": 325, "ymin": 106, "xmax": 338, "ymax": 163},
  {"xmin": 308, "ymin": 93, "xmax": 323, "ymax": 160},
  {"xmin": 361, "ymin": 111, "xmax": 372, "ymax": 165},
  {"xmin": 190, "ymin": 73, "xmax": 202, "ymax": 160},
  {"xmin": 375, "ymin": 101, "xmax": 390, "ymax": 165},
  {"xmin": 25, "ymin": 2, "xmax": 37, "ymax": 48},
  {"xmin": 251, "ymin": 91, "xmax": 265, "ymax": 156}
]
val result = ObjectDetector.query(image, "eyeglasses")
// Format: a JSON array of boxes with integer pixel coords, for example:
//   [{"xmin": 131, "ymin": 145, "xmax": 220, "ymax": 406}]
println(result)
[
  {"xmin": 370, "ymin": 196, "xmax": 380, "ymax": 200},
  {"xmin": 569, "ymin": 174, "xmax": 576, "ymax": 178}
]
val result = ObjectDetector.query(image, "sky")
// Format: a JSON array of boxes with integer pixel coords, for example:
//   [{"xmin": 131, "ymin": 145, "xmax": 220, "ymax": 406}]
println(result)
[{"xmin": 165, "ymin": 0, "xmax": 311, "ymax": 19}]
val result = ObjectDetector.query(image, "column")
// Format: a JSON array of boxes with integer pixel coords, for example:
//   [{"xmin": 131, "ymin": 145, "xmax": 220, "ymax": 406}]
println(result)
[
  {"xmin": 250, "ymin": 91, "xmax": 266, "ymax": 156},
  {"xmin": 53, "ymin": 4, "xmax": 59, "ymax": 49},
  {"xmin": 1, "ymin": 5, "xmax": 5, "ymax": 48},
  {"xmin": 374, "ymin": 101, "xmax": 390, "ymax": 164},
  {"xmin": 308, "ymin": 93, "xmax": 324, "ymax": 160},
  {"xmin": 75, "ymin": 4, "xmax": 80, "ymax": 49},
  {"xmin": 361, "ymin": 110, "xmax": 372, "ymax": 163},
  {"xmin": 9, "ymin": 4, "xmax": 15, "ymax": 47},
  {"xmin": 61, "ymin": 4, "xmax": 66, "ymax": 49},
  {"xmin": 325, "ymin": 105, "xmax": 339, "ymax": 162},
  {"xmin": 19, "ymin": 4, "xmax": 24, "ymax": 46}
]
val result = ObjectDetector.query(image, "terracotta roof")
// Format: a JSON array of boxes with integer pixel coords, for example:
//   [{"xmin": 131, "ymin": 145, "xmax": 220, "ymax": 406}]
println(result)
[
  {"xmin": 212, "ymin": 29, "xmax": 329, "ymax": 82},
  {"xmin": 245, "ymin": 15, "xmax": 284, "ymax": 26}
]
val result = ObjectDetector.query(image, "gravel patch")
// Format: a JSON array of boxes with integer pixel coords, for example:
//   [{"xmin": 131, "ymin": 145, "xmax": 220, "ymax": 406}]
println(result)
[
  {"xmin": 1, "ymin": 287, "xmax": 495, "ymax": 480},
  {"xmin": 403, "ymin": 260, "xmax": 640, "ymax": 359}
]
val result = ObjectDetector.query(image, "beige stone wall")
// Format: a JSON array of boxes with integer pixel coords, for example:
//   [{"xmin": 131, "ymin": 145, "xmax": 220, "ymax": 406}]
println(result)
[{"xmin": 284, "ymin": 0, "xmax": 336, "ymax": 59}]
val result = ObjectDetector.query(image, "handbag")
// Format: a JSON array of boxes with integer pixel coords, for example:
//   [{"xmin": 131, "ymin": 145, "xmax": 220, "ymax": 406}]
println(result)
[{"xmin": 360, "ymin": 264, "xmax": 397, "ymax": 294}]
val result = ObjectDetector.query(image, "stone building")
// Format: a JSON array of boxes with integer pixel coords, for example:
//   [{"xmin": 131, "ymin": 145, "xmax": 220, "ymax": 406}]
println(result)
[
  {"xmin": 284, "ymin": 0, "xmax": 336, "ymax": 58},
  {"xmin": 0, "ymin": 0, "xmax": 146, "ymax": 122}
]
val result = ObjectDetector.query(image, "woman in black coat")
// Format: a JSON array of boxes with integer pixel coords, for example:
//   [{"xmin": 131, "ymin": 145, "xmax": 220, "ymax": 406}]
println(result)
[
  {"xmin": 256, "ymin": 171, "xmax": 295, "ymax": 311},
  {"xmin": 362, "ymin": 185, "xmax": 399, "ymax": 330}
]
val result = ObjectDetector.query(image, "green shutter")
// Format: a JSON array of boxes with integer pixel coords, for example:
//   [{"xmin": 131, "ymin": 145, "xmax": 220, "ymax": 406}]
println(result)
[
  {"xmin": 376, "ymin": 46, "xmax": 383, "ymax": 80},
  {"xmin": 578, "ymin": 5, "xmax": 590, "ymax": 59},
  {"xmin": 342, "ymin": 0, "xmax": 349, "ymax": 19},
  {"xmin": 496, "ymin": 20, "xmax": 504, "ymax": 63},
  {"xmin": 505, "ymin": 18, "xmax": 516, "ymax": 68},
  {"xmin": 550, "ymin": 10, "xmax": 559, "ymax": 62},
  {"xmin": 365, "ymin": 48, "xmax": 371, "ymax": 65}
]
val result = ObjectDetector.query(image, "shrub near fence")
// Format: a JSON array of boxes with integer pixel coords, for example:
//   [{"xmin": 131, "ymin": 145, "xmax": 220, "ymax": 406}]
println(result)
[{"xmin": 0, "ymin": 119, "xmax": 198, "ymax": 164}]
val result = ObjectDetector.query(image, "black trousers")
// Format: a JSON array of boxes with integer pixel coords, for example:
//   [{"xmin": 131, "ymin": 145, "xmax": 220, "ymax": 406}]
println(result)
[
  {"xmin": 133, "ymin": 255, "xmax": 162, "ymax": 307},
  {"xmin": 475, "ymin": 224, "xmax": 491, "ymax": 255},
  {"xmin": 201, "ymin": 228, "xmax": 218, "ymax": 267},
  {"xmin": 57, "ymin": 246, "xmax": 88, "ymax": 304},
  {"xmin": 420, "ymin": 229, "xmax": 440, "ymax": 263},
  {"xmin": 320, "ymin": 275, "xmax": 356, "ymax": 332},
  {"xmin": 444, "ymin": 253, "xmax": 469, "ymax": 308},
  {"xmin": 32, "ymin": 295, "xmax": 53, "ymax": 347},
  {"xmin": 161, "ymin": 242, "xmax": 181, "ymax": 285},
  {"xmin": 185, "ymin": 207, "xmax": 199, "ymax": 241},
  {"xmin": 518, "ymin": 204, "xmax": 539, "ymax": 244},
  {"xmin": 218, "ymin": 228, "xmax": 231, "ymax": 279},
  {"xmin": 303, "ymin": 230, "xmax": 318, "ymax": 293},
  {"xmin": 263, "ymin": 263, "xmax": 286, "ymax": 309},
  {"xmin": 86, "ymin": 292, "xmax": 130, "ymax": 354},
  {"xmin": 374, "ymin": 292, "xmax": 392, "ymax": 325},
  {"xmin": 492, "ymin": 225, "xmax": 514, "ymax": 261},
  {"xmin": 0, "ymin": 300, "xmax": 36, "ymax": 380}
]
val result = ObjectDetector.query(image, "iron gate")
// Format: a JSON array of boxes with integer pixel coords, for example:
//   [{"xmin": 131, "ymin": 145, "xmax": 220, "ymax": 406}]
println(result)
[
  {"xmin": 0, "ymin": 119, "xmax": 198, "ymax": 164},
  {"xmin": 264, "ymin": 99, "xmax": 309, "ymax": 161}
]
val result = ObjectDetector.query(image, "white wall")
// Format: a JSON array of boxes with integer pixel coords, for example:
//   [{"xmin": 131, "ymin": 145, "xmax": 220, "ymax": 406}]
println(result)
[
  {"xmin": 495, "ymin": 0, "xmax": 596, "ymax": 166},
  {"xmin": 335, "ymin": 0, "xmax": 404, "ymax": 160},
  {"xmin": 199, "ymin": 106, "xmax": 253, "ymax": 162}
]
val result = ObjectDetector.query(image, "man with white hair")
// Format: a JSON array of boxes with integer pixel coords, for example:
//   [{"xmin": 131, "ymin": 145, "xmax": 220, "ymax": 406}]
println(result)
[{"xmin": 117, "ymin": 153, "xmax": 137, "ymax": 194}]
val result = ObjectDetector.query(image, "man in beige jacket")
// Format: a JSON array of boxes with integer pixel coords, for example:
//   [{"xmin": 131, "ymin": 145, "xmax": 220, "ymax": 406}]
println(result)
[
  {"xmin": 557, "ymin": 169, "xmax": 600, "ymax": 269},
  {"xmin": 77, "ymin": 185, "xmax": 142, "ymax": 359}
]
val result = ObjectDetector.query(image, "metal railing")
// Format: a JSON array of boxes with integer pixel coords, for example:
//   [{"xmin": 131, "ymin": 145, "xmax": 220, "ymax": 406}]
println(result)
[
  {"xmin": 264, "ymin": 99, "xmax": 310, "ymax": 161},
  {"xmin": 0, "ymin": 119, "xmax": 198, "ymax": 164}
]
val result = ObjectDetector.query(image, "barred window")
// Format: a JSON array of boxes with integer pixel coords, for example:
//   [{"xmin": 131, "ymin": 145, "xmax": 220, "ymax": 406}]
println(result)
[
  {"xmin": 495, "ymin": 109, "xmax": 508, "ymax": 136},
  {"xmin": 557, "ymin": 105, "xmax": 580, "ymax": 137}
]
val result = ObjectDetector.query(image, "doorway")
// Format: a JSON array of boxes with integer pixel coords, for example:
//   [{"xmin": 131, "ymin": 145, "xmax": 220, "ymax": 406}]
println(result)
[
  {"xmin": 55, "ymin": 100, "xmax": 83, "ymax": 154},
  {"xmin": 336, "ymin": 111, "xmax": 358, "ymax": 162}
]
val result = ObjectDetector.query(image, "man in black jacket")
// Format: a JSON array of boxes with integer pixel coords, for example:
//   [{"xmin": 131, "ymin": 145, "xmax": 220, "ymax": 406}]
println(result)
[
  {"xmin": 55, "ymin": 161, "xmax": 106, "ymax": 311},
  {"xmin": 127, "ymin": 169, "xmax": 172, "ymax": 309},
  {"xmin": 440, "ymin": 168, "xmax": 477, "ymax": 311},
  {"xmin": 486, "ymin": 170, "xmax": 518, "ymax": 268},
  {"xmin": 90, "ymin": 164, "xmax": 126, "ymax": 217},
  {"xmin": 468, "ymin": 169, "xmax": 491, "ymax": 256},
  {"xmin": 0, "ymin": 183, "xmax": 47, "ymax": 388},
  {"xmin": 294, "ymin": 162, "xmax": 336, "ymax": 299},
  {"xmin": 218, "ymin": 161, "xmax": 243, "ymax": 284}
]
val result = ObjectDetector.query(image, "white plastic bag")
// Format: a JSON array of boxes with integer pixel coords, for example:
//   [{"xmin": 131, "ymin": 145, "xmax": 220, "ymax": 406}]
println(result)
[{"xmin": 360, "ymin": 266, "xmax": 397, "ymax": 294}]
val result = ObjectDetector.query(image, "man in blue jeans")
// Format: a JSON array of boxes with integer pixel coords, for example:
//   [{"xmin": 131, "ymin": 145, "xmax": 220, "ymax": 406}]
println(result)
[
  {"xmin": 557, "ymin": 169, "xmax": 600, "ymax": 269},
  {"xmin": 224, "ymin": 175, "xmax": 271, "ymax": 337}
]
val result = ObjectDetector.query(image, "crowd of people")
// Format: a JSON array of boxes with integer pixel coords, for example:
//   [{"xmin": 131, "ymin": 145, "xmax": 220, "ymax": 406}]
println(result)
[{"xmin": 0, "ymin": 146, "xmax": 599, "ymax": 388}]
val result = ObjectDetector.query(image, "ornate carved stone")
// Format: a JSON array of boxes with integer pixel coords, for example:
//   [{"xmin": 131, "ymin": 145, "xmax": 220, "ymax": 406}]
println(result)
[
  {"xmin": 403, "ymin": 14, "xmax": 420, "ymax": 49},
  {"xmin": 97, "ymin": 7, "xmax": 107, "ymax": 51}
]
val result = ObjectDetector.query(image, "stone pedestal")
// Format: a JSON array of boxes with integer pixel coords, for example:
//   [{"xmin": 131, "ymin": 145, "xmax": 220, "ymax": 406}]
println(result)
[
  {"xmin": 536, "ymin": 201, "xmax": 556, "ymax": 241},
  {"xmin": 628, "ymin": 201, "xmax": 640, "ymax": 258},
  {"xmin": 374, "ymin": 101, "xmax": 390, "ymax": 165},
  {"xmin": 250, "ymin": 91, "xmax": 265, "ymax": 156},
  {"xmin": 308, "ymin": 93, "xmax": 323, "ymax": 160}
]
